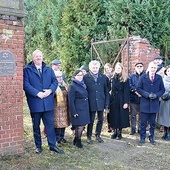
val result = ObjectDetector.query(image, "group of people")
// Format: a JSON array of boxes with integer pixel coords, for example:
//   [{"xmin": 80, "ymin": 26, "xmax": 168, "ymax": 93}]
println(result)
[{"xmin": 23, "ymin": 49, "xmax": 170, "ymax": 154}]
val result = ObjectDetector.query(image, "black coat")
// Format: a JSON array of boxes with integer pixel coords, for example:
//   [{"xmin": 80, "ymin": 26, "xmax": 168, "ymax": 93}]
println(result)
[
  {"xmin": 109, "ymin": 75, "xmax": 130, "ymax": 128},
  {"xmin": 83, "ymin": 72, "xmax": 110, "ymax": 112},
  {"xmin": 129, "ymin": 71, "xmax": 145, "ymax": 104},
  {"xmin": 68, "ymin": 79, "xmax": 90, "ymax": 126}
]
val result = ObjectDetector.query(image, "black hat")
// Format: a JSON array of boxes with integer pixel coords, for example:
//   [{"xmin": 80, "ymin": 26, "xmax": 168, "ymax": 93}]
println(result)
[
  {"xmin": 135, "ymin": 62, "xmax": 143, "ymax": 67},
  {"xmin": 154, "ymin": 55, "xmax": 163, "ymax": 60},
  {"xmin": 80, "ymin": 65, "xmax": 88, "ymax": 71},
  {"xmin": 51, "ymin": 59, "xmax": 61, "ymax": 65}
]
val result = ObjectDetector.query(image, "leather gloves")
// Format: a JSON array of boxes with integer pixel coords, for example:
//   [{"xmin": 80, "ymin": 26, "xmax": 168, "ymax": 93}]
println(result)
[{"xmin": 149, "ymin": 93, "xmax": 157, "ymax": 100}]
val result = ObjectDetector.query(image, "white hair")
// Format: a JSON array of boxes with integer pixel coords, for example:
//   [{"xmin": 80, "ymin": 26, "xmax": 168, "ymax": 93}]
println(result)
[
  {"xmin": 146, "ymin": 61, "xmax": 158, "ymax": 73},
  {"xmin": 32, "ymin": 49, "xmax": 43, "ymax": 58},
  {"xmin": 89, "ymin": 60, "xmax": 101, "ymax": 69}
]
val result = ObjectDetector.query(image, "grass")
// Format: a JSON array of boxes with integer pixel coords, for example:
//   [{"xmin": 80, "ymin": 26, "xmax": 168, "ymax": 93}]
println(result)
[{"xmin": 1, "ymin": 99, "xmax": 170, "ymax": 170}]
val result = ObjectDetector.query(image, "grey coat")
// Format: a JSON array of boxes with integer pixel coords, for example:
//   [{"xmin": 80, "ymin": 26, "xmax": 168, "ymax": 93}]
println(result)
[{"xmin": 158, "ymin": 76, "xmax": 170, "ymax": 127}]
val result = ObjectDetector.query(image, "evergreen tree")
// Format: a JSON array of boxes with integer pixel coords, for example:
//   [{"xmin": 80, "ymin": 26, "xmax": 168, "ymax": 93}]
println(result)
[
  {"xmin": 57, "ymin": 0, "xmax": 109, "ymax": 79},
  {"xmin": 106, "ymin": 0, "xmax": 170, "ymax": 48}
]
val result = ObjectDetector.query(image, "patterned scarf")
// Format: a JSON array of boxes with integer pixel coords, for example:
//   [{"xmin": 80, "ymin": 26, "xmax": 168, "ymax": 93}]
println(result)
[{"xmin": 90, "ymin": 71, "xmax": 98, "ymax": 82}]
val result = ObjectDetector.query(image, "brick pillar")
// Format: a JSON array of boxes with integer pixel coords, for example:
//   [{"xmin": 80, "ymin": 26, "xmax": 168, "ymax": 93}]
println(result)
[
  {"xmin": 122, "ymin": 36, "xmax": 160, "ymax": 74},
  {"xmin": 0, "ymin": 16, "xmax": 24, "ymax": 156}
]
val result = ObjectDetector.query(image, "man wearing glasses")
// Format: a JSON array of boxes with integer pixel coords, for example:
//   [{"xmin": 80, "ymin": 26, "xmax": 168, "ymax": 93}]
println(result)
[{"xmin": 129, "ymin": 62, "xmax": 145, "ymax": 135}]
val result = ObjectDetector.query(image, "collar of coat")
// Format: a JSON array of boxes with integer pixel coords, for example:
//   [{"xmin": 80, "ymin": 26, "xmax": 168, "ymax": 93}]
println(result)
[
  {"xmin": 25, "ymin": 61, "xmax": 49, "ymax": 73},
  {"xmin": 87, "ymin": 72, "xmax": 103, "ymax": 81},
  {"xmin": 143, "ymin": 72, "xmax": 160, "ymax": 82}
]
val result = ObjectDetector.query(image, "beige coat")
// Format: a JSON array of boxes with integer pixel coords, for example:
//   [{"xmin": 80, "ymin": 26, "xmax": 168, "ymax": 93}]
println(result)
[{"xmin": 54, "ymin": 85, "xmax": 70, "ymax": 128}]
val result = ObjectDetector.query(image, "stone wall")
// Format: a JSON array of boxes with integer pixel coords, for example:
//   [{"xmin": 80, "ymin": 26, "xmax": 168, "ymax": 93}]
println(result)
[{"xmin": 0, "ymin": 15, "xmax": 24, "ymax": 156}]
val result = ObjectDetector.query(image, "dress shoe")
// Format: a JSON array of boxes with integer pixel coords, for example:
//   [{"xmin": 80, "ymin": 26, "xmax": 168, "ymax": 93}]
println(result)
[
  {"xmin": 87, "ymin": 136, "xmax": 93, "ymax": 144},
  {"xmin": 149, "ymin": 139, "xmax": 156, "ymax": 145},
  {"xmin": 116, "ymin": 133, "xmax": 122, "ymax": 140},
  {"xmin": 111, "ymin": 132, "xmax": 117, "ymax": 139},
  {"xmin": 96, "ymin": 135, "xmax": 104, "ymax": 143},
  {"xmin": 139, "ymin": 140, "xmax": 145, "ymax": 146},
  {"xmin": 50, "ymin": 146, "xmax": 64, "ymax": 154},
  {"xmin": 36, "ymin": 147, "xmax": 42, "ymax": 154}
]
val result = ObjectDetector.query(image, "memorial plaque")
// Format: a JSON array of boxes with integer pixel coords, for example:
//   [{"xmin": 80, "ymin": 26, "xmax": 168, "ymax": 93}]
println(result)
[{"xmin": 0, "ymin": 51, "xmax": 15, "ymax": 76}]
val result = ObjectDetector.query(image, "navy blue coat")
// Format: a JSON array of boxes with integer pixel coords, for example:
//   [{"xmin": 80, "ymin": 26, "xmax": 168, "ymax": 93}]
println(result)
[
  {"xmin": 68, "ymin": 79, "xmax": 90, "ymax": 126},
  {"xmin": 83, "ymin": 72, "xmax": 110, "ymax": 112},
  {"xmin": 23, "ymin": 61, "xmax": 58, "ymax": 112},
  {"xmin": 137, "ymin": 73, "xmax": 165, "ymax": 113}
]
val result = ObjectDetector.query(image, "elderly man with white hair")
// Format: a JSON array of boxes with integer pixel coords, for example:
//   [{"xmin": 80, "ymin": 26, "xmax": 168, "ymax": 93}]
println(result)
[{"xmin": 83, "ymin": 60, "xmax": 110, "ymax": 144}]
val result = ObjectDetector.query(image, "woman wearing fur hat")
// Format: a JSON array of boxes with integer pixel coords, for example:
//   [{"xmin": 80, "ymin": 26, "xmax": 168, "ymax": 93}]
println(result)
[{"xmin": 53, "ymin": 70, "xmax": 70, "ymax": 145}]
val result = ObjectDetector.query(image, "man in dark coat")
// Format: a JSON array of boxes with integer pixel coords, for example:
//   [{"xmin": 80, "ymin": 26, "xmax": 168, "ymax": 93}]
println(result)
[
  {"xmin": 83, "ymin": 60, "xmax": 110, "ymax": 144},
  {"xmin": 129, "ymin": 62, "xmax": 145, "ymax": 135},
  {"xmin": 23, "ymin": 49, "xmax": 64, "ymax": 154},
  {"xmin": 137, "ymin": 61, "xmax": 165, "ymax": 146}
]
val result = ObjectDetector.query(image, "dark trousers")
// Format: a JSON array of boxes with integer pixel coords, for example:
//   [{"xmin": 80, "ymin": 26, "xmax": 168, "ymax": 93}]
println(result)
[
  {"xmin": 87, "ymin": 111, "xmax": 104, "ymax": 137},
  {"xmin": 55, "ymin": 128, "xmax": 65, "ymax": 142},
  {"xmin": 130, "ymin": 103, "xmax": 141, "ymax": 130},
  {"xmin": 30, "ymin": 110, "xmax": 56, "ymax": 148},
  {"xmin": 140, "ymin": 112, "xmax": 156, "ymax": 140}
]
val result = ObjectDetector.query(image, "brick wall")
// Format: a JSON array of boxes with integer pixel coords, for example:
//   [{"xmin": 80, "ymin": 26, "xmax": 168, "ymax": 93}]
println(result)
[
  {"xmin": 0, "ymin": 15, "xmax": 24, "ymax": 156},
  {"xmin": 122, "ymin": 36, "xmax": 160, "ymax": 74}
]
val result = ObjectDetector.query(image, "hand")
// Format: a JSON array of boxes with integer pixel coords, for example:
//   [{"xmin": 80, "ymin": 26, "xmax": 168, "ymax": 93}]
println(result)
[
  {"xmin": 43, "ymin": 89, "xmax": 52, "ymax": 98},
  {"xmin": 149, "ymin": 93, "xmax": 157, "ymax": 100},
  {"xmin": 37, "ymin": 92, "xmax": 45, "ymax": 99},
  {"xmin": 123, "ymin": 103, "xmax": 128, "ymax": 109},
  {"xmin": 135, "ymin": 91, "xmax": 141, "ymax": 97}
]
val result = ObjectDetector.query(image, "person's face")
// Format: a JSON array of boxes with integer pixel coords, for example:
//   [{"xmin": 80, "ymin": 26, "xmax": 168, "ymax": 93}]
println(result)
[
  {"xmin": 135, "ymin": 64, "xmax": 144, "ymax": 74},
  {"xmin": 149, "ymin": 63, "xmax": 157, "ymax": 75},
  {"xmin": 166, "ymin": 68, "xmax": 170, "ymax": 76},
  {"xmin": 105, "ymin": 66, "xmax": 113, "ymax": 74},
  {"xmin": 75, "ymin": 72, "xmax": 83, "ymax": 81},
  {"xmin": 56, "ymin": 74, "xmax": 63, "ymax": 84},
  {"xmin": 114, "ymin": 65, "xmax": 122, "ymax": 74},
  {"xmin": 33, "ymin": 51, "xmax": 43, "ymax": 66},
  {"xmin": 52, "ymin": 64, "xmax": 61, "ymax": 71},
  {"xmin": 154, "ymin": 59, "xmax": 162, "ymax": 66},
  {"xmin": 81, "ymin": 69, "xmax": 87, "ymax": 75},
  {"xmin": 90, "ymin": 65, "xmax": 100, "ymax": 74}
]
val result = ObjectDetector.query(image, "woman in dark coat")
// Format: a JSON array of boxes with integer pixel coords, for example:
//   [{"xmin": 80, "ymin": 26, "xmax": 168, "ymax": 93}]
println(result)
[
  {"xmin": 110, "ymin": 62, "xmax": 130, "ymax": 140},
  {"xmin": 158, "ymin": 66, "xmax": 170, "ymax": 140},
  {"xmin": 137, "ymin": 61, "xmax": 165, "ymax": 146},
  {"xmin": 68, "ymin": 70, "xmax": 90, "ymax": 148}
]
